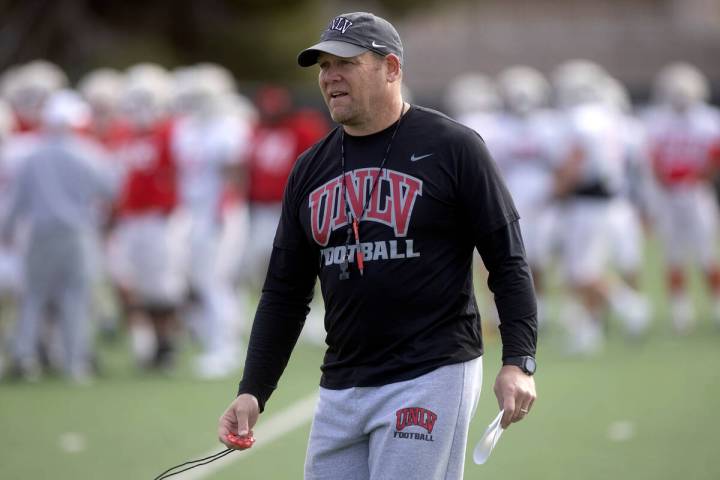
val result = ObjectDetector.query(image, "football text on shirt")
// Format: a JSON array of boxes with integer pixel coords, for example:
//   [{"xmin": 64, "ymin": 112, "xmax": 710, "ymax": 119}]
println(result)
[{"xmin": 320, "ymin": 239, "xmax": 420, "ymax": 266}]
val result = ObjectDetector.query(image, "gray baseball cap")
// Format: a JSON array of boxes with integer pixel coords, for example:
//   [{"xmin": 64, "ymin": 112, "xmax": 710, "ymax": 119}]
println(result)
[{"xmin": 297, "ymin": 12, "xmax": 403, "ymax": 67}]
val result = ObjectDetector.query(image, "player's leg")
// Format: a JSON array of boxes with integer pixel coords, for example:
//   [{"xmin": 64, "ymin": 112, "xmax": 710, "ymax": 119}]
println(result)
[
  {"xmin": 365, "ymin": 357, "xmax": 483, "ymax": 480},
  {"xmin": 127, "ymin": 214, "xmax": 184, "ymax": 370},
  {"xmin": 559, "ymin": 200, "xmax": 611, "ymax": 354},
  {"xmin": 147, "ymin": 303, "xmax": 179, "ymax": 372},
  {"xmin": 606, "ymin": 198, "xmax": 651, "ymax": 337},
  {"xmin": 11, "ymin": 235, "xmax": 54, "ymax": 380},
  {"xmin": 216, "ymin": 202, "xmax": 249, "ymax": 288},
  {"xmin": 704, "ymin": 265, "xmax": 720, "ymax": 327},
  {"xmin": 126, "ymin": 303, "xmax": 157, "ymax": 369},
  {"xmin": 192, "ymin": 228, "xmax": 242, "ymax": 379},
  {"xmin": 524, "ymin": 202, "xmax": 561, "ymax": 331},
  {"xmin": 305, "ymin": 387, "xmax": 370, "ymax": 480},
  {"xmin": 235, "ymin": 204, "xmax": 281, "ymax": 340},
  {"xmin": 56, "ymin": 255, "xmax": 93, "ymax": 382},
  {"xmin": 608, "ymin": 198, "xmax": 644, "ymax": 288},
  {"xmin": 11, "ymin": 286, "xmax": 45, "ymax": 381},
  {"xmin": 693, "ymin": 185, "xmax": 720, "ymax": 327},
  {"xmin": 215, "ymin": 203, "xmax": 251, "ymax": 338},
  {"xmin": 196, "ymin": 275, "xmax": 242, "ymax": 367},
  {"xmin": 106, "ymin": 217, "xmax": 156, "ymax": 366},
  {"xmin": 0, "ymin": 245, "xmax": 22, "ymax": 378},
  {"xmin": 659, "ymin": 189, "xmax": 694, "ymax": 333},
  {"xmin": 86, "ymin": 226, "xmax": 119, "ymax": 342}
]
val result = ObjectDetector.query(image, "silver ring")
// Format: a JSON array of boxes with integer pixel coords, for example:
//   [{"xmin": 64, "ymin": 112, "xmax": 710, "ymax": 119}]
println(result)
[{"xmin": 519, "ymin": 408, "xmax": 529, "ymax": 414}]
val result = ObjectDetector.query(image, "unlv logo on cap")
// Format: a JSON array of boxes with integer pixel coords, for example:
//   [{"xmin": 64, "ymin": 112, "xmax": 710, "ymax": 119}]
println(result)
[
  {"xmin": 308, "ymin": 168, "xmax": 423, "ymax": 246},
  {"xmin": 329, "ymin": 16, "xmax": 353, "ymax": 34}
]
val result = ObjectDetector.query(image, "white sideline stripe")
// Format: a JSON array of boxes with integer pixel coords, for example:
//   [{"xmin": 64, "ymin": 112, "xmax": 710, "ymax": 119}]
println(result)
[{"xmin": 175, "ymin": 392, "xmax": 318, "ymax": 479}]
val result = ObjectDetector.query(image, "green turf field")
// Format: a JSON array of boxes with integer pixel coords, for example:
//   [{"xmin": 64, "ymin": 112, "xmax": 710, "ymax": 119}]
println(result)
[
  {"xmin": 1, "ymin": 321, "xmax": 719, "ymax": 479},
  {"xmin": 1, "ymin": 241, "xmax": 720, "ymax": 479}
]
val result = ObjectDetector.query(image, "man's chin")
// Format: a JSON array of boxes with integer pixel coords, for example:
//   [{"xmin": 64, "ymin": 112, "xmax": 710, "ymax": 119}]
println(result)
[{"xmin": 330, "ymin": 111, "xmax": 351, "ymax": 124}]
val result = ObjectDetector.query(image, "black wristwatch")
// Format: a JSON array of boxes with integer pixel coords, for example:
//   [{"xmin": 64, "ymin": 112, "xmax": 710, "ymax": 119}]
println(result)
[{"xmin": 503, "ymin": 356, "xmax": 536, "ymax": 376}]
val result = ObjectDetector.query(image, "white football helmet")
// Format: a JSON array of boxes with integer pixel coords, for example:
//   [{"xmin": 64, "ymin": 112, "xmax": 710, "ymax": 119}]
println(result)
[
  {"xmin": 653, "ymin": 62, "xmax": 709, "ymax": 111},
  {"xmin": 497, "ymin": 65, "xmax": 549, "ymax": 115},
  {"xmin": 170, "ymin": 66, "xmax": 198, "ymax": 115},
  {"xmin": 78, "ymin": 68, "xmax": 124, "ymax": 115},
  {"xmin": 1, "ymin": 60, "xmax": 68, "ymax": 128},
  {"xmin": 444, "ymin": 72, "xmax": 500, "ymax": 118},
  {"xmin": 552, "ymin": 59, "xmax": 609, "ymax": 108},
  {"xmin": 172, "ymin": 63, "xmax": 237, "ymax": 117},
  {"xmin": 601, "ymin": 76, "xmax": 632, "ymax": 113},
  {"xmin": 120, "ymin": 62, "xmax": 172, "ymax": 127},
  {"xmin": 193, "ymin": 63, "xmax": 236, "ymax": 96}
]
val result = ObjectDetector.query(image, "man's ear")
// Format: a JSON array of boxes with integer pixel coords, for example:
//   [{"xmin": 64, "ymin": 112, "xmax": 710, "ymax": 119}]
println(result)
[{"xmin": 385, "ymin": 54, "xmax": 402, "ymax": 82}]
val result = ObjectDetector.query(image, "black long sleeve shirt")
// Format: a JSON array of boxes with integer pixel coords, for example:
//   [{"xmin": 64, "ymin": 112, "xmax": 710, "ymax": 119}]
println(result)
[{"xmin": 238, "ymin": 106, "xmax": 537, "ymax": 411}]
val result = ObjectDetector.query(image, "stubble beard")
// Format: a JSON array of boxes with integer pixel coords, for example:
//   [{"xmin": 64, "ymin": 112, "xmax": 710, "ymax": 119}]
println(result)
[
  {"xmin": 329, "ymin": 103, "xmax": 355, "ymax": 126},
  {"xmin": 330, "ymin": 102, "xmax": 372, "ymax": 130}
]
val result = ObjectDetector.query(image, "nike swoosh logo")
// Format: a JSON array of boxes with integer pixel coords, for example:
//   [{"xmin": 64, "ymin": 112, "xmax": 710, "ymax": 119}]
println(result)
[
  {"xmin": 410, "ymin": 153, "xmax": 433, "ymax": 162},
  {"xmin": 371, "ymin": 41, "xmax": 387, "ymax": 48}
]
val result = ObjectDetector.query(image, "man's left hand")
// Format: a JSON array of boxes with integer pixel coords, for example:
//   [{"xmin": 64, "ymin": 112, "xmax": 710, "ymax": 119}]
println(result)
[{"xmin": 493, "ymin": 365, "xmax": 536, "ymax": 429}]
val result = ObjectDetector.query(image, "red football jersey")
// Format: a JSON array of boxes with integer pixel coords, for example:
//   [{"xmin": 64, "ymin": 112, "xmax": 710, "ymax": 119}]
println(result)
[
  {"xmin": 114, "ymin": 120, "xmax": 177, "ymax": 216},
  {"xmin": 248, "ymin": 109, "xmax": 329, "ymax": 203},
  {"xmin": 650, "ymin": 134, "xmax": 717, "ymax": 185},
  {"xmin": 645, "ymin": 106, "xmax": 720, "ymax": 186}
]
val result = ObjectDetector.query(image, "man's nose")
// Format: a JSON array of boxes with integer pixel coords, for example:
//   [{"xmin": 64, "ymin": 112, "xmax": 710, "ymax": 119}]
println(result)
[{"xmin": 322, "ymin": 67, "xmax": 342, "ymax": 83}]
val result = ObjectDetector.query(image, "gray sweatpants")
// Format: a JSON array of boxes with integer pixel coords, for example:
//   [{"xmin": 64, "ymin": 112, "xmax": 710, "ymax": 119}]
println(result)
[
  {"xmin": 305, "ymin": 357, "xmax": 483, "ymax": 480},
  {"xmin": 13, "ymin": 226, "xmax": 93, "ymax": 377}
]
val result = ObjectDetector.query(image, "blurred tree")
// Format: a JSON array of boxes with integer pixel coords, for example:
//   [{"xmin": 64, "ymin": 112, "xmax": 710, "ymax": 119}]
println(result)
[
  {"xmin": 0, "ymin": 0, "xmax": 451, "ymax": 84},
  {"xmin": 0, "ymin": 0, "xmax": 327, "ymax": 83}
]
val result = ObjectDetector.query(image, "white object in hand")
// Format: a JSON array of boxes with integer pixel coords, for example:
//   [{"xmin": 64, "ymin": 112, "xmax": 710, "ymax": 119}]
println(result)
[{"xmin": 473, "ymin": 410, "xmax": 504, "ymax": 465}]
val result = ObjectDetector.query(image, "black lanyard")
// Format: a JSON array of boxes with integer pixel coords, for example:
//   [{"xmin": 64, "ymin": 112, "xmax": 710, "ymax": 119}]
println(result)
[{"xmin": 338, "ymin": 103, "xmax": 406, "ymax": 280}]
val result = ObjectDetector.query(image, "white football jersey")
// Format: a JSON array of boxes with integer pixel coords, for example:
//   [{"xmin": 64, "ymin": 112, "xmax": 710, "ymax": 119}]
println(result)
[
  {"xmin": 564, "ymin": 102, "xmax": 631, "ymax": 195},
  {"xmin": 488, "ymin": 109, "xmax": 568, "ymax": 209},
  {"xmin": 457, "ymin": 110, "xmax": 502, "ymax": 149},
  {"xmin": 172, "ymin": 114, "xmax": 251, "ymax": 216}
]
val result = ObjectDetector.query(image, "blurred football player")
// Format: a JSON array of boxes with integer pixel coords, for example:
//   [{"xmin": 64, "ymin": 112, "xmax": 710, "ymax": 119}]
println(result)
[
  {"xmin": 77, "ymin": 67, "xmax": 134, "ymax": 341},
  {"xmin": 236, "ymin": 85, "xmax": 329, "ymax": 341},
  {"xmin": 552, "ymin": 61, "xmax": 650, "ymax": 354},
  {"xmin": 0, "ymin": 90, "xmax": 118, "ymax": 382},
  {"xmin": 641, "ymin": 63, "xmax": 720, "ymax": 333},
  {"xmin": 170, "ymin": 63, "xmax": 252, "ymax": 379},
  {"xmin": 491, "ymin": 66, "xmax": 567, "ymax": 328},
  {"xmin": 106, "ymin": 63, "xmax": 184, "ymax": 371},
  {"xmin": 601, "ymin": 77, "xmax": 652, "ymax": 295}
]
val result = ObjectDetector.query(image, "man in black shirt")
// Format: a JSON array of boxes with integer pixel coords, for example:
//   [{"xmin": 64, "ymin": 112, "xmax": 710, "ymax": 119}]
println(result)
[{"xmin": 219, "ymin": 11, "xmax": 537, "ymax": 478}]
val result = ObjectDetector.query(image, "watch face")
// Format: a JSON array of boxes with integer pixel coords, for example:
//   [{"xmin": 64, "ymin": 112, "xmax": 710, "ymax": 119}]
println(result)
[{"xmin": 525, "ymin": 357, "xmax": 536, "ymax": 374}]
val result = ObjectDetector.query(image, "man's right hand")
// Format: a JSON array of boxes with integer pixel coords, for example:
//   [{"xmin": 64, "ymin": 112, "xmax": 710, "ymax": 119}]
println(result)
[{"xmin": 218, "ymin": 394, "xmax": 260, "ymax": 449}]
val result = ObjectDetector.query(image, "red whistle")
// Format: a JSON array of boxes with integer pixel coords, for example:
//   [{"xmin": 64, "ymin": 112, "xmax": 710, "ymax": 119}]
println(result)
[
  {"xmin": 226, "ymin": 433, "xmax": 256, "ymax": 449},
  {"xmin": 352, "ymin": 219, "xmax": 364, "ymax": 276}
]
